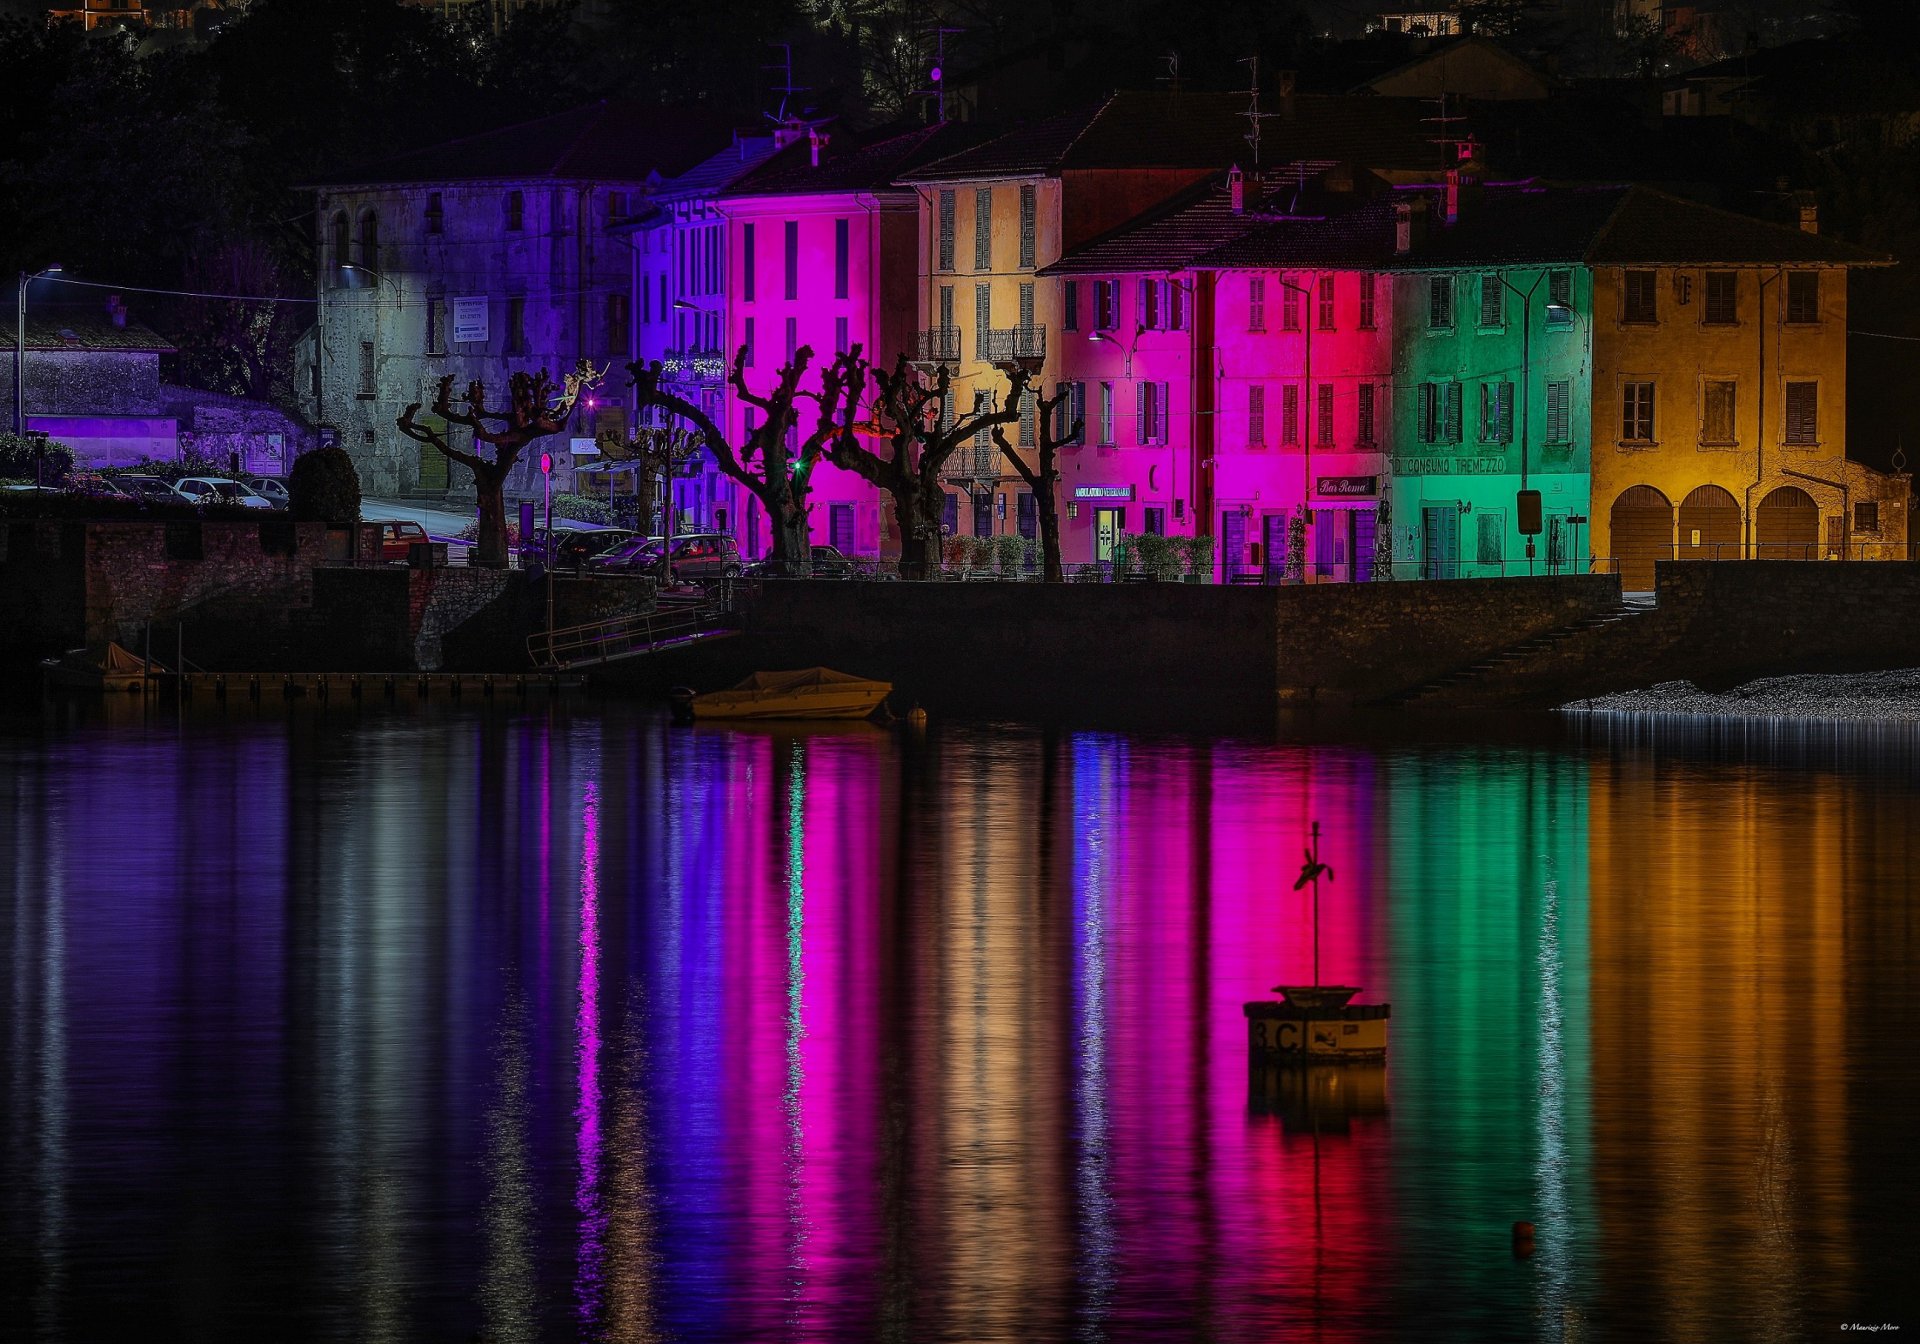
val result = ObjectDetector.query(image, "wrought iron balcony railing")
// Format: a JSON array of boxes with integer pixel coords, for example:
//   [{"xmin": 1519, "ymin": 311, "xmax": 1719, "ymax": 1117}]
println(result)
[
  {"xmin": 660, "ymin": 348, "xmax": 727, "ymax": 384},
  {"xmin": 980, "ymin": 324, "xmax": 1046, "ymax": 365},
  {"xmin": 914, "ymin": 327, "xmax": 963, "ymax": 365}
]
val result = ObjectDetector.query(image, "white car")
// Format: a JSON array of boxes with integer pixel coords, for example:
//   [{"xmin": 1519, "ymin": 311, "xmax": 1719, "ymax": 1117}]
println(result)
[
  {"xmin": 174, "ymin": 477, "xmax": 274, "ymax": 510},
  {"xmin": 246, "ymin": 478, "xmax": 291, "ymax": 509}
]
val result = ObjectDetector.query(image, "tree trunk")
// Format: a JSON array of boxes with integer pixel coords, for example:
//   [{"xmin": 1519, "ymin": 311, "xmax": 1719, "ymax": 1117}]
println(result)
[
  {"xmin": 472, "ymin": 465, "xmax": 511, "ymax": 569},
  {"xmin": 775, "ymin": 493, "xmax": 812, "ymax": 576},
  {"xmin": 1036, "ymin": 490, "xmax": 1064, "ymax": 582},
  {"xmin": 898, "ymin": 476, "xmax": 943, "ymax": 581}
]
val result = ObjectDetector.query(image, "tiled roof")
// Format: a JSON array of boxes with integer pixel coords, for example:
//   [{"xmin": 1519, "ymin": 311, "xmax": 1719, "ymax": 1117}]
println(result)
[
  {"xmin": 724, "ymin": 120, "xmax": 998, "ymax": 197},
  {"xmin": 25, "ymin": 310, "xmax": 173, "ymax": 353},
  {"xmin": 652, "ymin": 134, "xmax": 784, "ymax": 203},
  {"xmin": 905, "ymin": 91, "xmax": 1447, "ymax": 182},
  {"xmin": 1042, "ymin": 179, "xmax": 1889, "ymax": 274},
  {"xmin": 312, "ymin": 100, "xmax": 735, "ymax": 188}
]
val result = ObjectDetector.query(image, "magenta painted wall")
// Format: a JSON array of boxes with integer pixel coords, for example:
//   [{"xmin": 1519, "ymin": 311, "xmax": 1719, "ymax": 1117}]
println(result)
[{"xmin": 722, "ymin": 193, "xmax": 920, "ymax": 558}]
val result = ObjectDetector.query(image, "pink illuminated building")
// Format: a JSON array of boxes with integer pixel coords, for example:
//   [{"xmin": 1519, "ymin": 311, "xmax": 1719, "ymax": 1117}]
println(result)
[{"xmin": 715, "ymin": 122, "xmax": 983, "ymax": 559}]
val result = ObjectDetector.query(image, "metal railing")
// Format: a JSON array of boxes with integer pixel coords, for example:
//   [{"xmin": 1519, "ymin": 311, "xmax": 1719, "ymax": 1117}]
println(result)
[
  {"xmin": 980, "ymin": 325, "xmax": 1046, "ymax": 364},
  {"xmin": 659, "ymin": 348, "xmax": 727, "ymax": 384},
  {"xmin": 527, "ymin": 600, "xmax": 735, "ymax": 671},
  {"xmin": 914, "ymin": 327, "xmax": 962, "ymax": 364}
]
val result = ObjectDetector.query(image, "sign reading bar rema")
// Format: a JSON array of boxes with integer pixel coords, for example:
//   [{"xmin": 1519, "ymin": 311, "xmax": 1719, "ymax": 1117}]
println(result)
[
  {"xmin": 451, "ymin": 296, "xmax": 488, "ymax": 345},
  {"xmin": 1073, "ymin": 484, "xmax": 1134, "ymax": 500},
  {"xmin": 1315, "ymin": 475, "xmax": 1377, "ymax": 498}
]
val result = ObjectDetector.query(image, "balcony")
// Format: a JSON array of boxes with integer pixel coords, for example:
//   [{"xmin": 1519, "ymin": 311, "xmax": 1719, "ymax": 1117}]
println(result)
[
  {"xmin": 913, "ymin": 327, "xmax": 963, "ymax": 368},
  {"xmin": 660, "ymin": 348, "xmax": 727, "ymax": 385},
  {"xmin": 944, "ymin": 442, "xmax": 1003, "ymax": 481},
  {"xmin": 980, "ymin": 325, "xmax": 1046, "ymax": 369}
]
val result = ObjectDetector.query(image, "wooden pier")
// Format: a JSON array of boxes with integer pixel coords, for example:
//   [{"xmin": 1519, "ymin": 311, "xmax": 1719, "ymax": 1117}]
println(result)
[{"xmin": 174, "ymin": 671, "xmax": 586, "ymax": 701}]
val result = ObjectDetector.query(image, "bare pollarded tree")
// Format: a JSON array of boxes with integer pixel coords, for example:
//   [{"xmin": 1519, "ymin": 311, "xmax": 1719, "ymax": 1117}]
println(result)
[
  {"xmin": 990, "ymin": 382, "xmax": 1079, "ymax": 582},
  {"xmin": 396, "ymin": 360, "xmax": 601, "ymax": 567}
]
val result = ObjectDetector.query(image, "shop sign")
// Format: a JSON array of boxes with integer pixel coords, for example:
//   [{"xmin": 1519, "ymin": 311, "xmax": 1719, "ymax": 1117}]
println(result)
[
  {"xmin": 1316, "ymin": 475, "xmax": 1377, "ymax": 498},
  {"xmin": 1390, "ymin": 456, "xmax": 1509, "ymax": 476},
  {"xmin": 1073, "ymin": 484, "xmax": 1134, "ymax": 500},
  {"xmin": 570, "ymin": 437, "xmax": 600, "ymax": 457},
  {"xmin": 451, "ymin": 296, "xmax": 489, "ymax": 344}
]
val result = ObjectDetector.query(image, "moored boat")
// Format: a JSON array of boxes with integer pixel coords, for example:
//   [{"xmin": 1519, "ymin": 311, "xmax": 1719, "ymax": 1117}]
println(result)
[
  {"xmin": 687, "ymin": 667, "xmax": 892, "ymax": 721},
  {"xmin": 40, "ymin": 642, "xmax": 163, "ymax": 693}
]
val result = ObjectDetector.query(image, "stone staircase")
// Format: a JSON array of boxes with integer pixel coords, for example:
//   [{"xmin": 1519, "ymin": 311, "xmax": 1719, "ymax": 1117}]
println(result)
[{"xmin": 1380, "ymin": 603, "xmax": 1649, "ymax": 709}]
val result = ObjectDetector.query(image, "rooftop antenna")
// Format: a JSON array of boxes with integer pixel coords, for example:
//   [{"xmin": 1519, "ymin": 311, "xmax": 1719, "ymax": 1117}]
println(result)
[
  {"xmin": 1240, "ymin": 55, "xmax": 1274, "ymax": 168},
  {"xmin": 1160, "ymin": 49, "xmax": 1181, "ymax": 95},
  {"xmin": 763, "ymin": 42, "xmax": 809, "ymax": 125},
  {"xmin": 1421, "ymin": 89, "xmax": 1471, "ymax": 168}
]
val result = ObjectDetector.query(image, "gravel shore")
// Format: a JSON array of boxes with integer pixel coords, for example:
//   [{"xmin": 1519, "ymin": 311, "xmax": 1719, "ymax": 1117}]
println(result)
[{"xmin": 1563, "ymin": 669, "xmax": 1920, "ymax": 721}]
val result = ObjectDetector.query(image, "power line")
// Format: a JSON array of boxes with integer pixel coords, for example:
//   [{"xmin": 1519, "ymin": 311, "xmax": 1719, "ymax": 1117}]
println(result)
[{"xmin": 41, "ymin": 275, "xmax": 317, "ymax": 305}]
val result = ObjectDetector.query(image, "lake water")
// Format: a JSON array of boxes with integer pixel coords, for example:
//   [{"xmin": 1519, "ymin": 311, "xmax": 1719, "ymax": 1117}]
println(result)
[{"xmin": 2, "ymin": 701, "xmax": 1916, "ymax": 1342}]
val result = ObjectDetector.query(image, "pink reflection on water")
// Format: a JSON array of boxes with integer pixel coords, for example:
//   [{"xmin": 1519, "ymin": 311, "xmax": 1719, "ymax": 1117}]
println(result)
[{"xmin": 574, "ymin": 781, "xmax": 605, "ymax": 1328}]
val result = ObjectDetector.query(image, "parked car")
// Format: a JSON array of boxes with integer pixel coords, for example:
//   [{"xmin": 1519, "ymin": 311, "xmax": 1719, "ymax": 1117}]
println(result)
[
  {"xmin": 374, "ymin": 520, "xmax": 431, "ymax": 561},
  {"xmin": 66, "ymin": 472, "xmax": 129, "ymax": 498},
  {"xmin": 747, "ymin": 544, "xmax": 857, "ymax": 578},
  {"xmin": 174, "ymin": 477, "xmax": 274, "ymax": 510},
  {"xmin": 115, "ymin": 474, "xmax": 182, "ymax": 505},
  {"xmin": 246, "ymin": 478, "xmax": 291, "ymax": 510},
  {"xmin": 535, "ymin": 525, "xmax": 639, "ymax": 571},
  {"xmin": 591, "ymin": 531, "xmax": 741, "ymax": 579}
]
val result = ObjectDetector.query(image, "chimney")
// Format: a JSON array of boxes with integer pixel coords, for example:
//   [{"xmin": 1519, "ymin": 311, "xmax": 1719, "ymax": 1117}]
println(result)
[
  {"xmin": 106, "ymin": 295, "xmax": 127, "ymax": 328},
  {"xmin": 773, "ymin": 117, "xmax": 806, "ymax": 149},
  {"xmin": 1443, "ymin": 138, "xmax": 1485, "ymax": 227},
  {"xmin": 808, "ymin": 126, "xmax": 830, "ymax": 168},
  {"xmin": 1799, "ymin": 202, "xmax": 1819, "ymax": 235},
  {"xmin": 1395, "ymin": 198, "xmax": 1429, "ymax": 255},
  {"xmin": 1229, "ymin": 164, "xmax": 1245, "ymax": 214},
  {"xmin": 1278, "ymin": 69, "xmax": 1297, "ymax": 118}
]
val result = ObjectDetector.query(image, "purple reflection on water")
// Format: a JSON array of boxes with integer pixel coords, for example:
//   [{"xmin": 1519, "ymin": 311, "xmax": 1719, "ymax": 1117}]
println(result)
[{"xmin": 573, "ymin": 780, "xmax": 605, "ymax": 1328}]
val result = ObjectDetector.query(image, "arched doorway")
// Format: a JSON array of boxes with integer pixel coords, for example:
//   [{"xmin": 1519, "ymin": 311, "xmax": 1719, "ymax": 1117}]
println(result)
[
  {"xmin": 1610, "ymin": 485, "xmax": 1672, "ymax": 591},
  {"xmin": 1756, "ymin": 486, "xmax": 1819, "ymax": 560},
  {"xmin": 1678, "ymin": 485, "xmax": 1742, "ymax": 562}
]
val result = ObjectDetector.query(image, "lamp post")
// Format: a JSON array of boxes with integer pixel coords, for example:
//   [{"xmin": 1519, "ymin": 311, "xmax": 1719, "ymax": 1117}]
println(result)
[
  {"xmin": 1496, "ymin": 271, "xmax": 1577, "ymax": 575},
  {"xmin": 15, "ymin": 264, "xmax": 63, "ymax": 443}
]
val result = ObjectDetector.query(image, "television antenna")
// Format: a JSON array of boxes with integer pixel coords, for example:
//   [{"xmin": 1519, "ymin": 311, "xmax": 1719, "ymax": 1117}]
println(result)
[
  {"xmin": 1240, "ymin": 55, "xmax": 1275, "ymax": 167},
  {"xmin": 764, "ymin": 43, "xmax": 810, "ymax": 125}
]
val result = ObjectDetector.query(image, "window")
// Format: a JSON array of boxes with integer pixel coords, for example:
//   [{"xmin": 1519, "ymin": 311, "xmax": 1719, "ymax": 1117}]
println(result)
[
  {"xmin": 1281, "ymin": 384, "xmax": 1300, "ymax": 446},
  {"xmin": 1856, "ymin": 501, "xmax": 1881, "ymax": 533},
  {"xmin": 357, "ymin": 340, "xmax": 375, "ymax": 396},
  {"xmin": 1099, "ymin": 382, "xmax": 1114, "ymax": 445},
  {"xmin": 1624, "ymin": 270, "xmax": 1658, "ymax": 323},
  {"xmin": 506, "ymin": 296, "xmax": 527, "ymax": 354},
  {"xmin": 1622, "ymin": 380, "xmax": 1655, "ymax": 442},
  {"xmin": 1317, "ymin": 275, "xmax": 1335, "ymax": 331},
  {"xmin": 425, "ymin": 191, "xmax": 443, "ymax": 235},
  {"xmin": 1418, "ymin": 382, "xmax": 1462, "ymax": 443},
  {"xmin": 1479, "ymin": 275, "xmax": 1504, "ymax": 328},
  {"xmin": 356, "ymin": 209, "xmax": 379, "ymax": 271},
  {"xmin": 1546, "ymin": 379, "xmax": 1571, "ymax": 443},
  {"xmin": 1785, "ymin": 381, "xmax": 1818, "ymax": 443},
  {"xmin": 834, "ymin": 218, "xmax": 849, "ymax": 299},
  {"xmin": 1428, "ymin": 275, "xmax": 1453, "ymax": 329},
  {"xmin": 742, "ymin": 222, "xmax": 756, "ymax": 302},
  {"xmin": 1145, "ymin": 507, "xmax": 1166, "ymax": 535},
  {"xmin": 1019, "ymin": 184, "xmax": 1036, "ymax": 268},
  {"xmin": 1477, "ymin": 513, "xmax": 1505, "ymax": 567},
  {"xmin": 1480, "ymin": 381, "xmax": 1514, "ymax": 442},
  {"xmin": 330, "ymin": 212, "xmax": 348, "ymax": 270},
  {"xmin": 425, "ymin": 290, "xmax": 446, "ymax": 355},
  {"xmin": 1786, "ymin": 271, "xmax": 1820, "ymax": 323},
  {"xmin": 1167, "ymin": 280, "xmax": 1187, "ymax": 331},
  {"xmin": 606, "ymin": 292, "xmax": 628, "ymax": 355},
  {"xmin": 1248, "ymin": 275, "xmax": 1266, "ymax": 331},
  {"xmin": 1316, "ymin": 383, "xmax": 1334, "ymax": 445},
  {"xmin": 743, "ymin": 316, "xmax": 755, "ymax": 367},
  {"xmin": 1095, "ymin": 280, "xmax": 1116, "ymax": 331},
  {"xmin": 1019, "ymin": 281, "xmax": 1034, "ymax": 335},
  {"xmin": 505, "ymin": 190, "xmax": 524, "ymax": 231},
  {"xmin": 1063, "ymin": 280, "xmax": 1078, "ymax": 331},
  {"xmin": 1139, "ymin": 278, "xmax": 1160, "ymax": 330},
  {"xmin": 1702, "ymin": 379, "xmax": 1736, "ymax": 444},
  {"xmin": 974, "ymin": 285, "xmax": 991, "ymax": 359},
  {"xmin": 1358, "ymin": 273, "xmax": 1377, "ymax": 329},
  {"xmin": 1281, "ymin": 280, "xmax": 1301, "ymax": 331},
  {"xmin": 938, "ymin": 284, "xmax": 954, "ymax": 337},
  {"xmin": 835, "ymin": 316, "xmax": 849, "ymax": 355},
  {"xmin": 1055, "ymin": 381, "xmax": 1086, "ymax": 444},
  {"xmin": 974, "ymin": 188, "xmax": 993, "ymax": 270},
  {"xmin": 1547, "ymin": 269, "xmax": 1574, "ymax": 325},
  {"xmin": 1356, "ymin": 384, "xmax": 1375, "ymax": 446},
  {"xmin": 1138, "ymin": 382, "xmax": 1166, "ymax": 445},
  {"xmin": 1020, "ymin": 387, "xmax": 1036, "ymax": 446},
  {"xmin": 785, "ymin": 316, "xmax": 798, "ymax": 364},
  {"xmin": 1248, "ymin": 385, "xmax": 1266, "ymax": 445},
  {"xmin": 1704, "ymin": 271, "xmax": 1737, "ymax": 325},
  {"xmin": 783, "ymin": 221, "xmax": 799, "ymax": 301},
  {"xmin": 937, "ymin": 190, "xmax": 956, "ymax": 271}
]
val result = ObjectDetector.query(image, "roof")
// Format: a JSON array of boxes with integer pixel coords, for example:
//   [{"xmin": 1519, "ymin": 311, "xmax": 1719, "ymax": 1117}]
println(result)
[
  {"xmin": 311, "ymin": 100, "xmax": 735, "ymax": 189},
  {"xmin": 651, "ymin": 133, "xmax": 784, "ymax": 203},
  {"xmin": 723, "ymin": 120, "xmax": 998, "ymax": 198},
  {"xmin": 24, "ymin": 310, "xmax": 173, "ymax": 353},
  {"xmin": 905, "ymin": 90, "xmax": 1447, "ymax": 183},
  {"xmin": 1042, "ymin": 179, "xmax": 1889, "ymax": 274},
  {"xmin": 1357, "ymin": 36, "xmax": 1552, "ymax": 99}
]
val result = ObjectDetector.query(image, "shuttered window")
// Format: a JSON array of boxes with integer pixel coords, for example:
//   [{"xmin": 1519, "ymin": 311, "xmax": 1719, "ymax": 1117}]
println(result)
[
  {"xmin": 743, "ymin": 315, "xmax": 755, "ymax": 367},
  {"xmin": 1419, "ymin": 383, "xmax": 1437, "ymax": 444},
  {"xmin": 1480, "ymin": 275, "xmax": 1504, "ymax": 327},
  {"xmin": 1316, "ymin": 383, "xmax": 1335, "ymax": 445},
  {"xmin": 1249, "ymin": 385, "xmax": 1265, "ymax": 445},
  {"xmin": 1785, "ymin": 381, "xmax": 1818, "ymax": 443},
  {"xmin": 1249, "ymin": 276, "xmax": 1266, "ymax": 331},
  {"xmin": 1019, "ymin": 281, "xmax": 1034, "ymax": 333},
  {"xmin": 1624, "ymin": 270, "xmax": 1658, "ymax": 323},
  {"xmin": 834, "ymin": 218, "xmax": 849, "ymax": 299},
  {"xmin": 1095, "ymin": 280, "xmax": 1116, "ymax": 330},
  {"xmin": 1428, "ymin": 276, "xmax": 1453, "ymax": 329},
  {"xmin": 783, "ymin": 221, "xmax": 799, "ymax": 300},
  {"xmin": 1018, "ymin": 184, "xmax": 1036, "ymax": 267},
  {"xmin": 1099, "ymin": 382, "xmax": 1114, "ymax": 445},
  {"xmin": 1281, "ymin": 280, "xmax": 1301, "ymax": 331},
  {"xmin": 1019, "ymin": 388, "xmax": 1036, "ymax": 446},
  {"xmin": 974, "ymin": 188, "xmax": 993, "ymax": 270},
  {"xmin": 785, "ymin": 316, "xmax": 797, "ymax": 363},
  {"xmin": 1357, "ymin": 383, "xmax": 1376, "ymax": 445},
  {"xmin": 1317, "ymin": 275, "xmax": 1335, "ymax": 330},
  {"xmin": 1477, "ymin": 513, "xmax": 1504, "ymax": 566},
  {"xmin": 1137, "ymin": 383, "xmax": 1166, "ymax": 445},
  {"xmin": 1545, "ymin": 379, "xmax": 1571, "ymax": 443},
  {"xmin": 1281, "ymin": 384, "xmax": 1299, "ymax": 446},
  {"xmin": 1444, "ymin": 381, "xmax": 1463, "ymax": 443},
  {"xmin": 1139, "ymin": 278, "xmax": 1159, "ymax": 329},
  {"xmin": 835, "ymin": 316, "xmax": 849, "ymax": 355},
  {"xmin": 937, "ymin": 191, "xmax": 956, "ymax": 271},
  {"xmin": 1704, "ymin": 271, "xmax": 1737, "ymax": 325},
  {"xmin": 1167, "ymin": 279, "xmax": 1186, "ymax": 330},
  {"xmin": 1786, "ymin": 271, "xmax": 1819, "ymax": 323},
  {"xmin": 1547, "ymin": 269, "xmax": 1574, "ymax": 325},
  {"xmin": 972, "ymin": 390, "xmax": 991, "ymax": 448},
  {"xmin": 1702, "ymin": 379, "xmax": 1736, "ymax": 443},
  {"xmin": 1063, "ymin": 280, "xmax": 1078, "ymax": 330},
  {"xmin": 974, "ymin": 284, "xmax": 991, "ymax": 359},
  {"xmin": 1358, "ymin": 273, "xmax": 1376, "ymax": 329},
  {"xmin": 742, "ymin": 222, "xmax": 755, "ymax": 301},
  {"xmin": 1480, "ymin": 381, "xmax": 1513, "ymax": 443}
]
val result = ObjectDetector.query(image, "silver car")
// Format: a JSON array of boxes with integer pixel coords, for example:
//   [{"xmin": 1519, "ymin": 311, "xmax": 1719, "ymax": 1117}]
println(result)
[{"xmin": 174, "ymin": 477, "xmax": 274, "ymax": 510}]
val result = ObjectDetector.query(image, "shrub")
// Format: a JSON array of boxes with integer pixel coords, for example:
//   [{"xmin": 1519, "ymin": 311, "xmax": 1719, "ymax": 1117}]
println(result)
[
  {"xmin": 993, "ymin": 532, "xmax": 1027, "ymax": 577},
  {"xmin": 288, "ymin": 446, "xmax": 362, "ymax": 523},
  {"xmin": 102, "ymin": 454, "xmax": 237, "ymax": 485},
  {"xmin": 550, "ymin": 492, "xmax": 629, "ymax": 527},
  {"xmin": 1134, "ymin": 531, "xmax": 1181, "ymax": 580},
  {"xmin": 1373, "ymin": 496, "xmax": 1395, "ymax": 580},
  {"xmin": 0, "ymin": 433, "xmax": 74, "ymax": 486},
  {"xmin": 1180, "ymin": 533, "xmax": 1216, "ymax": 581},
  {"xmin": 1284, "ymin": 512, "xmax": 1307, "ymax": 583}
]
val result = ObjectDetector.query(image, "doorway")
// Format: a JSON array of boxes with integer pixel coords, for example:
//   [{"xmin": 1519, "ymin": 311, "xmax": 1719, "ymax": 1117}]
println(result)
[
  {"xmin": 1095, "ymin": 507, "xmax": 1125, "ymax": 563},
  {"xmin": 1421, "ymin": 504, "xmax": 1460, "ymax": 579}
]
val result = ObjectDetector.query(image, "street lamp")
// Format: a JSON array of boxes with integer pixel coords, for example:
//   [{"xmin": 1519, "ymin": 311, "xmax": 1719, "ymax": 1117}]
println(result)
[
  {"xmin": 15, "ymin": 263, "xmax": 63, "ymax": 442},
  {"xmin": 1086, "ymin": 324, "xmax": 1143, "ymax": 377},
  {"xmin": 1496, "ymin": 272, "xmax": 1572, "ymax": 574}
]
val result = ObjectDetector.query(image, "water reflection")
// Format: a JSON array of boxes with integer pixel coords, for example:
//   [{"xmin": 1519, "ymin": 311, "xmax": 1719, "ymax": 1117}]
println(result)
[{"xmin": 0, "ymin": 706, "xmax": 1914, "ymax": 1340}]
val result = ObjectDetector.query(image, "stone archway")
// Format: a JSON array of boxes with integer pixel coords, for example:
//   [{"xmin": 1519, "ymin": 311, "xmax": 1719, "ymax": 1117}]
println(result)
[
  {"xmin": 1610, "ymin": 485, "xmax": 1673, "ymax": 592},
  {"xmin": 1678, "ymin": 484, "xmax": 1742, "ymax": 562},
  {"xmin": 1756, "ymin": 486, "xmax": 1819, "ymax": 560}
]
